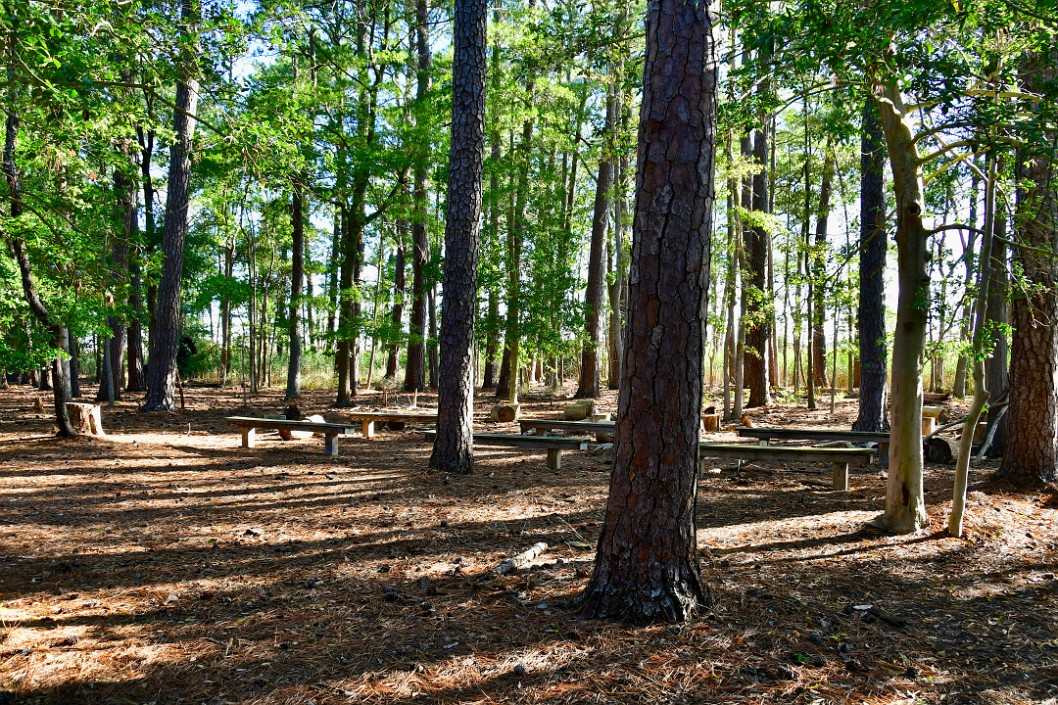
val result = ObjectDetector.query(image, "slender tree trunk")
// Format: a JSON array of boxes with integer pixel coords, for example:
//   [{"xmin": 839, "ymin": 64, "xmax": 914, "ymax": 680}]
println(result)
[
  {"xmin": 811, "ymin": 143, "xmax": 835, "ymax": 389},
  {"xmin": 404, "ymin": 0, "xmax": 432, "ymax": 393},
  {"xmin": 853, "ymin": 100, "xmax": 889, "ymax": 432},
  {"xmin": 872, "ymin": 82, "xmax": 929, "ymax": 534},
  {"xmin": 144, "ymin": 0, "xmax": 199, "ymax": 412},
  {"xmin": 98, "ymin": 164, "xmax": 134, "ymax": 402},
  {"xmin": 581, "ymin": 0, "xmax": 716, "ymax": 624},
  {"xmin": 286, "ymin": 183, "xmax": 304, "ymax": 399},
  {"xmin": 744, "ymin": 108, "xmax": 771, "ymax": 407},
  {"xmin": 429, "ymin": 0, "xmax": 487, "ymax": 474},
  {"xmin": 575, "ymin": 91, "xmax": 615, "ymax": 400},
  {"xmin": 385, "ymin": 232, "xmax": 406, "ymax": 379},
  {"xmin": 984, "ymin": 197, "xmax": 1009, "ymax": 457}
]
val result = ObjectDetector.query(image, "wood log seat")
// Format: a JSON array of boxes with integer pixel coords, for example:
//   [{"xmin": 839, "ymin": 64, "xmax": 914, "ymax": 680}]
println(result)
[
  {"xmin": 225, "ymin": 416, "xmax": 356, "ymax": 456},
  {"xmin": 518, "ymin": 418, "xmax": 615, "ymax": 441},
  {"xmin": 423, "ymin": 431, "xmax": 589, "ymax": 470},
  {"xmin": 735, "ymin": 426, "xmax": 890, "ymax": 466},
  {"xmin": 345, "ymin": 411, "xmax": 437, "ymax": 438},
  {"xmin": 698, "ymin": 442, "xmax": 877, "ymax": 491}
]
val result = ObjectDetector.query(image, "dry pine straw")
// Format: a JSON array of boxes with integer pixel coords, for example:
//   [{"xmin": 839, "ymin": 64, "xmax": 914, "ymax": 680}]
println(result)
[{"xmin": 0, "ymin": 385, "xmax": 1056, "ymax": 705}]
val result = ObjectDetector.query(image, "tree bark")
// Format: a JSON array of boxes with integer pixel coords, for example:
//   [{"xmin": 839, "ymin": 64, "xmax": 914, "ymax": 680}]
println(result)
[
  {"xmin": 143, "ymin": 0, "xmax": 199, "ymax": 412},
  {"xmin": 581, "ymin": 0, "xmax": 716, "ymax": 624},
  {"xmin": 853, "ymin": 100, "xmax": 889, "ymax": 432},
  {"xmin": 97, "ymin": 163, "xmax": 134, "ymax": 403},
  {"xmin": 429, "ymin": 0, "xmax": 487, "ymax": 474},
  {"xmin": 998, "ymin": 51, "xmax": 1058, "ymax": 488}
]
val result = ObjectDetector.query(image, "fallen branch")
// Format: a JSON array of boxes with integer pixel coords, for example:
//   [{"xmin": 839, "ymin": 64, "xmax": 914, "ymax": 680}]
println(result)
[{"xmin": 494, "ymin": 542, "xmax": 548, "ymax": 575}]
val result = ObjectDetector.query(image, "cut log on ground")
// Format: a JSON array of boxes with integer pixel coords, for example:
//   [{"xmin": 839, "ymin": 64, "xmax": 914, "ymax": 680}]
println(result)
[
  {"xmin": 494, "ymin": 542, "xmax": 548, "ymax": 575},
  {"xmin": 702, "ymin": 413, "xmax": 721, "ymax": 432},
  {"xmin": 563, "ymin": 399, "xmax": 597, "ymax": 420},
  {"xmin": 921, "ymin": 405, "xmax": 949, "ymax": 422},
  {"xmin": 490, "ymin": 403, "xmax": 520, "ymax": 422},
  {"xmin": 66, "ymin": 402, "xmax": 104, "ymax": 435},
  {"xmin": 924, "ymin": 435, "xmax": 957, "ymax": 464}
]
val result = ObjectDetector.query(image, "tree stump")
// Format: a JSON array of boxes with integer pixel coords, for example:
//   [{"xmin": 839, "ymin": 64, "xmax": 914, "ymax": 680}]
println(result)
[
  {"xmin": 921, "ymin": 415, "xmax": 936, "ymax": 437},
  {"xmin": 66, "ymin": 402, "xmax": 104, "ymax": 436},
  {"xmin": 702, "ymin": 413, "xmax": 721, "ymax": 432}
]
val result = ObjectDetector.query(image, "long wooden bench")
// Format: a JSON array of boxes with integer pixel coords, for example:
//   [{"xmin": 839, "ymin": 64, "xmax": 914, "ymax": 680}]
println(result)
[
  {"xmin": 423, "ymin": 431, "xmax": 589, "ymax": 470},
  {"xmin": 518, "ymin": 418, "xmax": 614, "ymax": 438},
  {"xmin": 346, "ymin": 411, "xmax": 437, "ymax": 438},
  {"xmin": 735, "ymin": 426, "xmax": 890, "ymax": 465},
  {"xmin": 226, "ymin": 416, "xmax": 356, "ymax": 456},
  {"xmin": 698, "ymin": 443, "xmax": 876, "ymax": 490}
]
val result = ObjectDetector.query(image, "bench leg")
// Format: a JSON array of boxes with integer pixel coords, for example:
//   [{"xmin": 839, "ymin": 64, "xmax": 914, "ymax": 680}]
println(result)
[
  {"xmin": 546, "ymin": 448, "xmax": 561, "ymax": 470},
  {"xmin": 241, "ymin": 427, "xmax": 255, "ymax": 449},
  {"xmin": 832, "ymin": 462, "xmax": 849, "ymax": 491},
  {"xmin": 324, "ymin": 434, "xmax": 339, "ymax": 456},
  {"xmin": 362, "ymin": 420, "xmax": 376, "ymax": 439},
  {"xmin": 877, "ymin": 442, "xmax": 890, "ymax": 467}
]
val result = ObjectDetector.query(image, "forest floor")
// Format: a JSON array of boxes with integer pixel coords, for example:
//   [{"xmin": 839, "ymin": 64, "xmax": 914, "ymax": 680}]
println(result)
[{"xmin": 0, "ymin": 382, "xmax": 1056, "ymax": 705}]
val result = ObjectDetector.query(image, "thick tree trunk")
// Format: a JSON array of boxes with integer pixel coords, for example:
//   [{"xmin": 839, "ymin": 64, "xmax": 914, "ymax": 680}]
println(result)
[
  {"xmin": 853, "ymin": 100, "xmax": 889, "ymax": 432},
  {"xmin": 575, "ymin": 93, "xmax": 615, "ymax": 400},
  {"xmin": 429, "ymin": 0, "xmax": 487, "ymax": 474},
  {"xmin": 143, "ymin": 0, "xmax": 199, "ymax": 412},
  {"xmin": 286, "ymin": 183, "xmax": 304, "ymax": 399},
  {"xmin": 998, "ymin": 52, "xmax": 1058, "ymax": 488},
  {"xmin": 607, "ymin": 153, "xmax": 628, "ymax": 390},
  {"xmin": 872, "ymin": 83, "xmax": 928, "ymax": 534},
  {"xmin": 581, "ymin": 0, "xmax": 716, "ymax": 624}
]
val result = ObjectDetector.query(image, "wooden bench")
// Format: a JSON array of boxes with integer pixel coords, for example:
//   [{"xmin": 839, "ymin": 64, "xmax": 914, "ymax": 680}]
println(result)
[
  {"xmin": 698, "ymin": 443, "xmax": 876, "ymax": 490},
  {"xmin": 423, "ymin": 431, "xmax": 589, "ymax": 470},
  {"xmin": 346, "ymin": 411, "xmax": 437, "ymax": 438},
  {"xmin": 735, "ymin": 426, "xmax": 891, "ymax": 466},
  {"xmin": 226, "ymin": 416, "xmax": 356, "ymax": 456},
  {"xmin": 518, "ymin": 418, "xmax": 615, "ymax": 438}
]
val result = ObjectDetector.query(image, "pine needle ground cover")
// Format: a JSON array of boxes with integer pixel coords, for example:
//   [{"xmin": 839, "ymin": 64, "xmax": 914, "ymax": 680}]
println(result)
[{"xmin": 0, "ymin": 386, "xmax": 1054, "ymax": 705}]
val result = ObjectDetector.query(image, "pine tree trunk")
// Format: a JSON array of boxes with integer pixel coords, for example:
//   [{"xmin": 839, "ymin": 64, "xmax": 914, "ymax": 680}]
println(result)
[
  {"xmin": 429, "ymin": 0, "xmax": 487, "ymax": 474},
  {"xmin": 98, "ymin": 162, "xmax": 134, "ymax": 403},
  {"xmin": 581, "ymin": 0, "xmax": 715, "ymax": 624},
  {"xmin": 998, "ymin": 51, "xmax": 1058, "ymax": 487},
  {"xmin": 853, "ymin": 100, "xmax": 889, "ymax": 432},
  {"xmin": 143, "ymin": 0, "xmax": 199, "ymax": 412}
]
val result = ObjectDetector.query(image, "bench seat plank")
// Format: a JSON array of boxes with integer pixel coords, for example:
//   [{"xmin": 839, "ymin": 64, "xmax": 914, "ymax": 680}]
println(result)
[
  {"xmin": 345, "ymin": 411, "xmax": 437, "ymax": 438},
  {"xmin": 698, "ymin": 442, "xmax": 875, "ymax": 490},
  {"xmin": 225, "ymin": 416, "xmax": 355, "ymax": 456},
  {"xmin": 423, "ymin": 431, "xmax": 588, "ymax": 470},
  {"xmin": 518, "ymin": 418, "xmax": 615, "ymax": 436}
]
